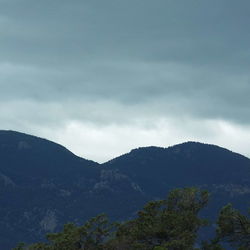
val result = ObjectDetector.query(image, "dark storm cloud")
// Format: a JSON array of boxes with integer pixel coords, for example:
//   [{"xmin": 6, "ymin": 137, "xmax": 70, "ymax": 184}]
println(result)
[
  {"xmin": 1, "ymin": 0, "xmax": 249, "ymax": 65},
  {"xmin": 0, "ymin": 0, "xmax": 250, "ymax": 126}
]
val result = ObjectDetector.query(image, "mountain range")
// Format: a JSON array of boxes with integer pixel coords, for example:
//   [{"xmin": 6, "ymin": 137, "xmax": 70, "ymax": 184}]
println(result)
[{"xmin": 0, "ymin": 130, "xmax": 250, "ymax": 249}]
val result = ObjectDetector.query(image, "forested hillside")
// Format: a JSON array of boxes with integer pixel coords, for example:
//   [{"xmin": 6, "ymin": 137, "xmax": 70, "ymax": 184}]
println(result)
[{"xmin": 0, "ymin": 131, "xmax": 250, "ymax": 249}]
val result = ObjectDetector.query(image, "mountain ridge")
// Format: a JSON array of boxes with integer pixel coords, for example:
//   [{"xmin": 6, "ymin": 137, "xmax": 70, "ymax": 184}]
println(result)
[
  {"xmin": 0, "ymin": 130, "xmax": 250, "ymax": 249},
  {"xmin": 2, "ymin": 129, "xmax": 248, "ymax": 164}
]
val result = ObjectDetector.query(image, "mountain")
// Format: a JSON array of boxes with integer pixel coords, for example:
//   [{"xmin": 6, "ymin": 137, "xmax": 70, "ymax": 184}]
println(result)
[
  {"xmin": 0, "ymin": 131, "xmax": 144, "ymax": 249},
  {"xmin": 0, "ymin": 130, "xmax": 250, "ymax": 249},
  {"xmin": 104, "ymin": 143, "xmax": 250, "ymax": 242},
  {"xmin": 105, "ymin": 143, "xmax": 250, "ymax": 197}
]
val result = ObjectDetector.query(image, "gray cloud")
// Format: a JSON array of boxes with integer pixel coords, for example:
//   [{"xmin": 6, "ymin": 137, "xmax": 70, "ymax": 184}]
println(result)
[
  {"xmin": 0, "ymin": 61, "xmax": 249, "ymax": 125},
  {"xmin": 1, "ymin": 0, "xmax": 250, "ymax": 66},
  {"xmin": 0, "ymin": 0, "xmax": 250, "ymax": 160}
]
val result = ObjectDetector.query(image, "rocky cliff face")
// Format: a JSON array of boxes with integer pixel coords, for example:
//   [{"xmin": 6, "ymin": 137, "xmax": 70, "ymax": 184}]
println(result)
[{"xmin": 0, "ymin": 131, "xmax": 250, "ymax": 249}]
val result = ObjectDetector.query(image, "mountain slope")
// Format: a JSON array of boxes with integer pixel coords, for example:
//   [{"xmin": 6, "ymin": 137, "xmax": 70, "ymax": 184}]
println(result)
[
  {"xmin": 103, "ymin": 142, "xmax": 250, "ymax": 243},
  {"xmin": 0, "ymin": 131, "xmax": 250, "ymax": 249},
  {"xmin": 0, "ymin": 131, "xmax": 99, "ymax": 248},
  {"xmin": 104, "ymin": 142, "xmax": 250, "ymax": 197},
  {"xmin": 0, "ymin": 130, "xmax": 144, "ymax": 249}
]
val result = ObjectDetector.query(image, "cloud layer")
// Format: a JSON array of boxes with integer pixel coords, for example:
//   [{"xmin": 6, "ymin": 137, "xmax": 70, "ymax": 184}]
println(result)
[{"xmin": 1, "ymin": 0, "xmax": 250, "ymax": 161}]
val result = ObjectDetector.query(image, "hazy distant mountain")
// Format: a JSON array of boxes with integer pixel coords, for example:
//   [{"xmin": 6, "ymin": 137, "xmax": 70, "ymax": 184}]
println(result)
[{"xmin": 0, "ymin": 130, "xmax": 250, "ymax": 249}]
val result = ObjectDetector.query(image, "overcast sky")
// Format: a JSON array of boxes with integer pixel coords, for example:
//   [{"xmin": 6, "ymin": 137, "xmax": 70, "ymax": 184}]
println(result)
[{"xmin": 1, "ymin": 0, "xmax": 250, "ymax": 162}]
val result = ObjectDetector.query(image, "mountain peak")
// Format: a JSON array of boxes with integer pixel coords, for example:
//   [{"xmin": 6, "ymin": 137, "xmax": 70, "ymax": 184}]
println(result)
[{"xmin": 0, "ymin": 131, "xmax": 250, "ymax": 249}]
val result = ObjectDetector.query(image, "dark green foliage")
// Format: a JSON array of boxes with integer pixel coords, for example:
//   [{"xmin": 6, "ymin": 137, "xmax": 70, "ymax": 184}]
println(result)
[
  {"xmin": 216, "ymin": 204, "xmax": 250, "ymax": 249},
  {"xmin": 17, "ymin": 188, "xmax": 210, "ymax": 250},
  {"xmin": 202, "ymin": 204, "xmax": 250, "ymax": 250},
  {"xmin": 200, "ymin": 239, "xmax": 224, "ymax": 250},
  {"xmin": 17, "ymin": 214, "xmax": 115, "ymax": 250},
  {"xmin": 13, "ymin": 243, "xmax": 26, "ymax": 250},
  {"xmin": 111, "ymin": 188, "xmax": 209, "ymax": 250},
  {"xmin": 14, "ymin": 188, "xmax": 250, "ymax": 250}
]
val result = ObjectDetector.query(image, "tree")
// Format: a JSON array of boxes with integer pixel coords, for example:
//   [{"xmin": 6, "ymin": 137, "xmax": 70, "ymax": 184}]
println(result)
[
  {"xmin": 21, "ymin": 214, "xmax": 115, "ymax": 250},
  {"xmin": 109, "ymin": 187, "xmax": 209, "ymax": 249},
  {"xmin": 200, "ymin": 239, "xmax": 224, "ymax": 250},
  {"xmin": 216, "ymin": 204, "xmax": 250, "ymax": 249},
  {"xmin": 17, "ymin": 188, "xmax": 250, "ymax": 250}
]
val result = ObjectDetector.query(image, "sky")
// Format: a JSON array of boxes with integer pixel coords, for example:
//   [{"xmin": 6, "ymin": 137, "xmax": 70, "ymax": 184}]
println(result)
[{"xmin": 1, "ymin": 0, "xmax": 250, "ymax": 162}]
